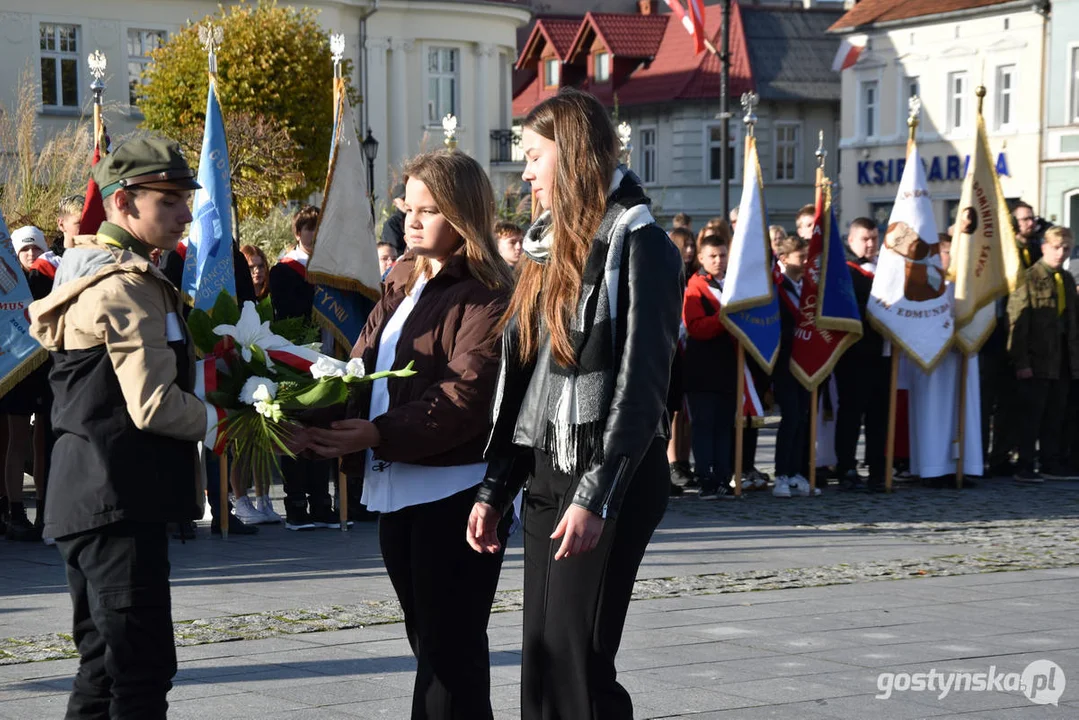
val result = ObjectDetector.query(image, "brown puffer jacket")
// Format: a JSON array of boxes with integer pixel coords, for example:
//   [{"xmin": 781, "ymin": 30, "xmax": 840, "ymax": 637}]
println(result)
[{"xmin": 341, "ymin": 248, "xmax": 509, "ymax": 474}]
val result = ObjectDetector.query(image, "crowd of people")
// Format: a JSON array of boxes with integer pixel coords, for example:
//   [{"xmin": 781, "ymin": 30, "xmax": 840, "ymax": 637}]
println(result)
[
  {"xmin": 664, "ymin": 199, "xmax": 1079, "ymax": 499},
  {"xmin": 2, "ymin": 83, "xmax": 1077, "ymax": 720}
]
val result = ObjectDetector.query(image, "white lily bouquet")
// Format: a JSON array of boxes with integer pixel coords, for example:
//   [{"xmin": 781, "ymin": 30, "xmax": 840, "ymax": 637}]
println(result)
[{"xmin": 189, "ymin": 293, "xmax": 414, "ymax": 480}]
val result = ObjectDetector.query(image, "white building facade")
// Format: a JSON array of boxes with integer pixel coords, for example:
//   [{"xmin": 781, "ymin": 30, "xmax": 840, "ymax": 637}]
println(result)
[
  {"xmin": 831, "ymin": 2, "xmax": 1049, "ymax": 233},
  {"xmin": 0, "ymin": 0, "xmax": 529, "ymax": 206}
]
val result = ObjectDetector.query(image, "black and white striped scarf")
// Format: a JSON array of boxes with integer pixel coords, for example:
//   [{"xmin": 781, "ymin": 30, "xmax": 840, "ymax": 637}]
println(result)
[{"xmin": 521, "ymin": 168, "xmax": 656, "ymax": 474}]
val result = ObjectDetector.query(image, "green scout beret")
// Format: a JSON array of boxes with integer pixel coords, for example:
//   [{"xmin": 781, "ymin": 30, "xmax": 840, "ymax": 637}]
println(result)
[{"xmin": 94, "ymin": 136, "xmax": 201, "ymax": 198}]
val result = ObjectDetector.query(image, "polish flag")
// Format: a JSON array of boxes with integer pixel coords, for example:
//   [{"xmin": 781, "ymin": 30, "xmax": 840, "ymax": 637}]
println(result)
[
  {"xmin": 742, "ymin": 365, "xmax": 763, "ymax": 418},
  {"xmin": 831, "ymin": 35, "xmax": 867, "ymax": 72},
  {"xmin": 664, "ymin": 0, "xmax": 707, "ymax": 55}
]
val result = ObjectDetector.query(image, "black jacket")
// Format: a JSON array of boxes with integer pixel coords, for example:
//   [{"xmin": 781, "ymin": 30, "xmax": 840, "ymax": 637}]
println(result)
[
  {"xmin": 269, "ymin": 255, "xmax": 314, "ymax": 321},
  {"xmin": 842, "ymin": 249, "xmax": 885, "ymax": 364},
  {"xmin": 476, "ymin": 184, "xmax": 683, "ymax": 521}
]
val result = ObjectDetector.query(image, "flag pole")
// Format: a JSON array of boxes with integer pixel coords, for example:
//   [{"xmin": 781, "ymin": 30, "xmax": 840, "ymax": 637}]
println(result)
[
  {"xmin": 198, "ymin": 23, "xmax": 231, "ymax": 537},
  {"xmin": 809, "ymin": 131, "xmax": 827, "ymax": 495},
  {"xmin": 733, "ymin": 344, "xmax": 745, "ymax": 497},
  {"xmin": 88, "ymin": 51, "xmax": 105, "ymax": 154},
  {"xmin": 887, "ymin": 98, "xmax": 923, "ymax": 494},
  {"xmin": 955, "ymin": 85, "xmax": 985, "ymax": 491},
  {"xmin": 329, "ymin": 33, "xmax": 351, "ymax": 532}
]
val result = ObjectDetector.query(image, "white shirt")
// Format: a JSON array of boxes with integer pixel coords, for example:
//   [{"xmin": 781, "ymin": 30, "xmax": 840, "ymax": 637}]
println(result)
[{"xmin": 361, "ymin": 272, "xmax": 486, "ymax": 513}]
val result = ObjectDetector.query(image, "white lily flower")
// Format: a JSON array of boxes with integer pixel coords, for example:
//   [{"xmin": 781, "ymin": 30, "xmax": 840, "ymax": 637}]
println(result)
[
  {"xmin": 345, "ymin": 358, "xmax": 366, "ymax": 378},
  {"xmin": 254, "ymin": 398, "xmax": 283, "ymax": 421},
  {"xmin": 239, "ymin": 377, "xmax": 278, "ymax": 405},
  {"xmin": 213, "ymin": 301, "xmax": 294, "ymax": 368},
  {"xmin": 310, "ymin": 355, "xmax": 348, "ymax": 379}
]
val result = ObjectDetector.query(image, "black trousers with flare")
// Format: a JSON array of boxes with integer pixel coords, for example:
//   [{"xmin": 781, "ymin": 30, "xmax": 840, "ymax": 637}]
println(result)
[{"xmin": 522, "ymin": 437, "xmax": 669, "ymax": 720}]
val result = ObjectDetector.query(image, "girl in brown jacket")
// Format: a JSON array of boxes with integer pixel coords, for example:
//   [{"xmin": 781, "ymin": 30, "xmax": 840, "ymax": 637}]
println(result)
[{"xmin": 306, "ymin": 150, "xmax": 512, "ymax": 720}]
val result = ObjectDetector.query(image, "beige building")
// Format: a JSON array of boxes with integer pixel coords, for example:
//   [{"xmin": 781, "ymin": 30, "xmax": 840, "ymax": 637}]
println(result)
[
  {"xmin": 0, "ymin": 0, "xmax": 530, "ymax": 205},
  {"xmin": 829, "ymin": 0, "xmax": 1049, "ymax": 233}
]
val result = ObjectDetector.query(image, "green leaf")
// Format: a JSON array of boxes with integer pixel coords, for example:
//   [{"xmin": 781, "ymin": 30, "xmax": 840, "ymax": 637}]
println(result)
[
  {"xmin": 277, "ymin": 377, "xmax": 349, "ymax": 410},
  {"xmin": 347, "ymin": 360, "xmax": 418, "ymax": 383},
  {"xmin": 249, "ymin": 344, "xmax": 268, "ymax": 368},
  {"xmin": 256, "ymin": 296, "xmax": 274, "ymax": 323},
  {"xmin": 187, "ymin": 309, "xmax": 219, "ymax": 355},
  {"xmin": 211, "ymin": 290, "xmax": 241, "ymax": 327}
]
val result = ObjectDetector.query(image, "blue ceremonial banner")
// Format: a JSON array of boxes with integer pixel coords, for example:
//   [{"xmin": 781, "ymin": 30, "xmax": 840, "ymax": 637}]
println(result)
[
  {"xmin": 181, "ymin": 77, "xmax": 235, "ymax": 310},
  {"xmin": 720, "ymin": 135, "xmax": 780, "ymax": 372},
  {"xmin": 818, "ymin": 201, "xmax": 862, "ymax": 326},
  {"xmin": 307, "ymin": 78, "xmax": 381, "ymax": 353},
  {"xmin": 0, "ymin": 212, "xmax": 47, "ymax": 399}
]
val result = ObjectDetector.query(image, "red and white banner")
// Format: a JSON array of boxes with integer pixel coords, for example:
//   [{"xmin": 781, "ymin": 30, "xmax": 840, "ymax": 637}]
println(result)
[
  {"xmin": 742, "ymin": 365, "xmax": 763, "ymax": 418},
  {"xmin": 664, "ymin": 0, "xmax": 707, "ymax": 55}
]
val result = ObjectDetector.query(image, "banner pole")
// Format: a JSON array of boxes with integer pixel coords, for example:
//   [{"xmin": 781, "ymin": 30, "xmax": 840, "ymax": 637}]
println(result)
[
  {"xmin": 339, "ymin": 470, "xmax": 349, "ymax": 532},
  {"xmin": 956, "ymin": 353, "xmax": 968, "ymax": 489},
  {"xmin": 733, "ymin": 343, "xmax": 745, "ymax": 497},
  {"xmin": 885, "ymin": 351, "xmax": 900, "ymax": 493},
  {"xmin": 219, "ymin": 453, "xmax": 229, "ymax": 540},
  {"xmin": 809, "ymin": 386, "xmax": 818, "ymax": 494}
]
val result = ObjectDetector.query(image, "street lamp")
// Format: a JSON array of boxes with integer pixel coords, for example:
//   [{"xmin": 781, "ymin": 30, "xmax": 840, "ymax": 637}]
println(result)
[{"xmin": 361, "ymin": 128, "xmax": 379, "ymax": 220}]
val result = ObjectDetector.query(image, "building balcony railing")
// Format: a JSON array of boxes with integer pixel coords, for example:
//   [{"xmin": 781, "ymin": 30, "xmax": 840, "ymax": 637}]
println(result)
[{"xmin": 490, "ymin": 128, "xmax": 524, "ymax": 164}]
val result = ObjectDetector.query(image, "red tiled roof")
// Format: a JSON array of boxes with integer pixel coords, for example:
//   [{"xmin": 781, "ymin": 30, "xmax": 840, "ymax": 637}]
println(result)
[
  {"xmin": 566, "ymin": 12, "xmax": 670, "ymax": 62},
  {"xmin": 516, "ymin": 16, "xmax": 581, "ymax": 69},
  {"xmin": 514, "ymin": 3, "xmax": 755, "ymax": 117},
  {"xmin": 829, "ymin": 0, "xmax": 1016, "ymax": 32}
]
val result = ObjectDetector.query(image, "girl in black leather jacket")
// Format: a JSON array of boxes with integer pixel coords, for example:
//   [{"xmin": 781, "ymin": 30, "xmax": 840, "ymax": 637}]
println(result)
[{"xmin": 466, "ymin": 88, "xmax": 683, "ymax": 720}]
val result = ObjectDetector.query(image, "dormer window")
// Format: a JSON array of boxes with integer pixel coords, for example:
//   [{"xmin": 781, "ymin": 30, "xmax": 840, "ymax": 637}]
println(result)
[
  {"xmin": 594, "ymin": 52, "xmax": 611, "ymax": 83},
  {"xmin": 543, "ymin": 58, "xmax": 560, "ymax": 88}
]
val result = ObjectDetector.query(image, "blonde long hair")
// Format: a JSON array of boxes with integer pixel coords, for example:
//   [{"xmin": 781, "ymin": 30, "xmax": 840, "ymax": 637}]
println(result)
[
  {"xmin": 400, "ymin": 151, "xmax": 512, "ymax": 292},
  {"xmin": 502, "ymin": 88, "xmax": 619, "ymax": 367}
]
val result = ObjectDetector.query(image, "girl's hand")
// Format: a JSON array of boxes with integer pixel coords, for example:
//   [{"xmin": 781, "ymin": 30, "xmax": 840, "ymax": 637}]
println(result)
[
  {"xmin": 466, "ymin": 502, "xmax": 503, "ymax": 554},
  {"xmin": 551, "ymin": 504, "xmax": 604, "ymax": 560}
]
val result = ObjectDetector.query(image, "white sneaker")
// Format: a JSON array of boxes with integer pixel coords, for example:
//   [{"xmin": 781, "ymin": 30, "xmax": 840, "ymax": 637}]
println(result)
[
  {"xmin": 772, "ymin": 476, "xmax": 792, "ymax": 498},
  {"xmin": 232, "ymin": 495, "xmax": 264, "ymax": 525},
  {"xmin": 790, "ymin": 475, "xmax": 821, "ymax": 497},
  {"xmin": 253, "ymin": 495, "xmax": 283, "ymax": 524}
]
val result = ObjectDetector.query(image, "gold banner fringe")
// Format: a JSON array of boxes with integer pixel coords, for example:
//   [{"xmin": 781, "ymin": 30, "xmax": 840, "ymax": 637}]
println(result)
[
  {"xmin": 311, "ymin": 308, "xmax": 355, "ymax": 357},
  {"xmin": 0, "ymin": 348, "xmax": 48, "ymax": 401},
  {"xmin": 306, "ymin": 271, "xmax": 381, "ymax": 302}
]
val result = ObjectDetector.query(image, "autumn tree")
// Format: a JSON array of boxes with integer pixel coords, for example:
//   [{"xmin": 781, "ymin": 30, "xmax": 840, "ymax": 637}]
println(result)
[{"xmin": 138, "ymin": 1, "xmax": 353, "ymax": 214}]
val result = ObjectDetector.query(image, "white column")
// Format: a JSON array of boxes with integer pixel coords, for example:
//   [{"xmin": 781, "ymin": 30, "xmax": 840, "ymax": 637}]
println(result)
[
  {"xmin": 389, "ymin": 39, "xmax": 413, "ymax": 172},
  {"xmin": 473, "ymin": 43, "xmax": 495, "ymax": 171},
  {"xmin": 366, "ymin": 37, "xmax": 391, "ymax": 207}
]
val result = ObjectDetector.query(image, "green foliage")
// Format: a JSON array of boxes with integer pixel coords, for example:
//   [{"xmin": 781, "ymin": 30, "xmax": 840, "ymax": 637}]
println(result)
[
  {"xmin": 138, "ymin": 1, "xmax": 355, "ymax": 209},
  {"xmin": 239, "ymin": 206, "xmax": 294, "ymax": 261}
]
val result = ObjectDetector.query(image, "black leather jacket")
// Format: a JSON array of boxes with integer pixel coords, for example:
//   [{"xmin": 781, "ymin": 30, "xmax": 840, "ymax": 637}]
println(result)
[{"xmin": 475, "ymin": 215, "xmax": 683, "ymax": 521}]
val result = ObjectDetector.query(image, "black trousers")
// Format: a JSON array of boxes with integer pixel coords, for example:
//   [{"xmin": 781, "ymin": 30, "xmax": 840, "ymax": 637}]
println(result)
[
  {"xmin": 379, "ymin": 485, "xmax": 508, "ymax": 720},
  {"xmin": 1016, "ymin": 375, "xmax": 1071, "ymax": 473},
  {"xmin": 280, "ymin": 455, "xmax": 332, "ymax": 510},
  {"xmin": 685, "ymin": 391, "xmax": 735, "ymax": 491},
  {"xmin": 522, "ymin": 438, "xmax": 669, "ymax": 720},
  {"xmin": 834, "ymin": 354, "xmax": 890, "ymax": 479},
  {"xmin": 979, "ymin": 346, "xmax": 1017, "ymax": 467},
  {"xmin": 55, "ymin": 521, "xmax": 175, "ymax": 720},
  {"xmin": 773, "ymin": 369, "xmax": 809, "ymax": 478}
]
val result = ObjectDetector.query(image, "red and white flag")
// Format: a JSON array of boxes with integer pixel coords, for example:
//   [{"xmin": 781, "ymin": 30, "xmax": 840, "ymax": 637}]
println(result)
[
  {"xmin": 664, "ymin": 0, "xmax": 707, "ymax": 55},
  {"xmin": 831, "ymin": 35, "xmax": 866, "ymax": 72},
  {"xmin": 742, "ymin": 365, "xmax": 763, "ymax": 418}
]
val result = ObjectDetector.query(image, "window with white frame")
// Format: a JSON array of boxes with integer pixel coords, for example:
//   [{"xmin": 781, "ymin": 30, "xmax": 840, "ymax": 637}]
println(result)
[
  {"xmin": 127, "ymin": 29, "xmax": 167, "ymax": 107},
  {"xmin": 427, "ymin": 47, "xmax": 458, "ymax": 125},
  {"xmin": 861, "ymin": 80, "xmax": 879, "ymax": 138},
  {"xmin": 1071, "ymin": 46, "xmax": 1079, "ymax": 123},
  {"xmin": 948, "ymin": 71, "xmax": 968, "ymax": 132},
  {"xmin": 706, "ymin": 123, "xmax": 737, "ymax": 183},
  {"xmin": 594, "ymin": 52, "xmax": 611, "ymax": 83},
  {"xmin": 40, "ymin": 23, "xmax": 80, "ymax": 108},
  {"xmin": 774, "ymin": 123, "xmax": 800, "ymax": 182},
  {"xmin": 543, "ymin": 58, "xmax": 559, "ymax": 88},
  {"xmin": 639, "ymin": 127, "xmax": 656, "ymax": 184},
  {"xmin": 996, "ymin": 64, "xmax": 1015, "ymax": 130}
]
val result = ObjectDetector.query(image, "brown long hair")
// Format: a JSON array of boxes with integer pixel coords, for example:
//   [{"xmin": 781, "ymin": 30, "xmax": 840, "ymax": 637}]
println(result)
[
  {"xmin": 400, "ymin": 151, "xmax": 512, "ymax": 292},
  {"xmin": 503, "ymin": 88, "xmax": 619, "ymax": 366},
  {"xmin": 240, "ymin": 244, "xmax": 269, "ymax": 300}
]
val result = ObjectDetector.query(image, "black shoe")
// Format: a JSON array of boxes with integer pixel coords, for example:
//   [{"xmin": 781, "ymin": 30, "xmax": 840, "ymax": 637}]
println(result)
[
  {"xmin": 308, "ymin": 505, "xmax": 342, "ymax": 529},
  {"xmin": 669, "ymin": 482, "xmax": 685, "ymax": 497},
  {"xmin": 1014, "ymin": 469, "xmax": 1044, "ymax": 484},
  {"xmin": 6, "ymin": 508, "xmax": 42, "ymax": 542},
  {"xmin": 987, "ymin": 461, "xmax": 1016, "ymax": 478},
  {"xmin": 1040, "ymin": 467, "xmax": 1078, "ymax": 480},
  {"xmin": 838, "ymin": 471, "xmax": 866, "ymax": 492},
  {"xmin": 669, "ymin": 462, "xmax": 692, "ymax": 486},
  {"xmin": 211, "ymin": 513, "xmax": 260, "ymax": 535}
]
